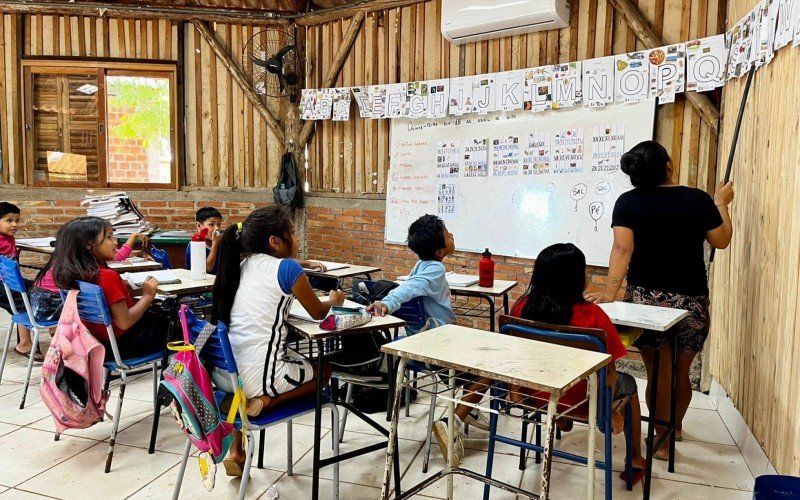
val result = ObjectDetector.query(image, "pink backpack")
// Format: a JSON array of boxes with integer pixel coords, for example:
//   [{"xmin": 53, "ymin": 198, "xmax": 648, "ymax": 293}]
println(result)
[
  {"xmin": 40, "ymin": 290, "xmax": 110, "ymax": 434},
  {"xmin": 160, "ymin": 306, "xmax": 236, "ymax": 466}
]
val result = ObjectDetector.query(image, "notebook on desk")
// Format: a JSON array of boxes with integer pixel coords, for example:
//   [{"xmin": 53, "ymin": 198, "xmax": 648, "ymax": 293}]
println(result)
[
  {"xmin": 289, "ymin": 299, "xmax": 363, "ymax": 323},
  {"xmin": 397, "ymin": 271, "xmax": 479, "ymax": 287},
  {"xmin": 303, "ymin": 261, "xmax": 349, "ymax": 272},
  {"xmin": 122, "ymin": 270, "xmax": 181, "ymax": 287},
  {"xmin": 17, "ymin": 237, "xmax": 56, "ymax": 248}
]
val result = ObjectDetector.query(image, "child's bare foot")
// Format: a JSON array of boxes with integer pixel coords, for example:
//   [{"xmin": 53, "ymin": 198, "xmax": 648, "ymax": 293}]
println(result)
[
  {"xmin": 246, "ymin": 395, "xmax": 274, "ymax": 416},
  {"xmin": 610, "ymin": 410, "xmax": 624, "ymax": 434}
]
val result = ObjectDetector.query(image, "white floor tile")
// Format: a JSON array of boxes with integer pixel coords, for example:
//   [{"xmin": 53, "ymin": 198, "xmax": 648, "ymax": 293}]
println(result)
[
  {"xmin": 129, "ymin": 460, "xmax": 284, "ymax": 500},
  {"xmin": 269, "ymin": 474, "xmax": 382, "ymax": 500},
  {"xmin": 0, "ymin": 423, "xmax": 19, "ymax": 439},
  {"xmin": 17, "ymin": 442, "xmax": 180, "ymax": 499},
  {"xmin": 113, "ymin": 411, "xmax": 192, "ymax": 455},
  {"xmin": 0, "ymin": 427, "xmax": 96, "ymax": 488},
  {"xmin": 741, "ymin": 432, "xmax": 770, "ymax": 479},
  {"xmin": 641, "ymin": 408, "xmax": 735, "ymax": 446},
  {"xmin": 0, "ymin": 383, "xmax": 23, "ymax": 399},
  {"xmin": 0, "ymin": 489, "xmax": 59, "ymax": 499},
  {"xmin": 649, "ymin": 440, "xmax": 754, "ymax": 491}
]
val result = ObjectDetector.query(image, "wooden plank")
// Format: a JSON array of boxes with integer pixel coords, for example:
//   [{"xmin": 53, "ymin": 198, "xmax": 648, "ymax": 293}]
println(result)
[
  {"xmin": 77, "ymin": 16, "xmax": 86, "ymax": 56},
  {"xmin": 192, "ymin": 20, "xmax": 285, "ymax": 144},
  {"xmin": 10, "ymin": 15, "xmax": 21, "ymax": 183},
  {"xmin": 294, "ymin": 0, "xmax": 431, "ymax": 26},
  {"xmin": 245, "ymin": 24, "xmax": 255, "ymax": 187},
  {"xmin": 194, "ymin": 25, "xmax": 204, "ymax": 186},
  {"xmin": 0, "ymin": 15, "xmax": 8, "ymax": 183}
]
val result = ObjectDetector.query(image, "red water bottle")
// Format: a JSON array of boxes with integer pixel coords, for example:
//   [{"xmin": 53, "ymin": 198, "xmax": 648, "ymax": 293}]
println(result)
[{"xmin": 479, "ymin": 248, "xmax": 494, "ymax": 288}]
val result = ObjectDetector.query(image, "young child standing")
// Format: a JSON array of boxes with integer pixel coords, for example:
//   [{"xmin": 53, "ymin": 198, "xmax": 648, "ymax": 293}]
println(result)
[
  {"xmin": 510, "ymin": 243, "xmax": 647, "ymax": 483},
  {"xmin": 211, "ymin": 205, "xmax": 345, "ymax": 477},
  {"xmin": 52, "ymin": 217, "xmax": 167, "ymax": 360},
  {"xmin": 186, "ymin": 207, "xmax": 224, "ymax": 274},
  {"xmin": 368, "ymin": 214, "xmax": 490, "ymax": 466},
  {"xmin": 0, "ymin": 202, "xmax": 40, "ymax": 361}
]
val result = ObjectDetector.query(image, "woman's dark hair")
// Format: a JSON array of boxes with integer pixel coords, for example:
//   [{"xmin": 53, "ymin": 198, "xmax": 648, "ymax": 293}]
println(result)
[
  {"xmin": 212, "ymin": 205, "xmax": 294, "ymax": 325},
  {"xmin": 50, "ymin": 217, "xmax": 111, "ymax": 290},
  {"xmin": 520, "ymin": 243, "xmax": 587, "ymax": 325},
  {"xmin": 620, "ymin": 140, "xmax": 671, "ymax": 188}
]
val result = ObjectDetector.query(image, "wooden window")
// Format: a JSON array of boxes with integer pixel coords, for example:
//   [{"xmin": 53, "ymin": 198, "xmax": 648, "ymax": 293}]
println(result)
[{"xmin": 23, "ymin": 61, "xmax": 178, "ymax": 188}]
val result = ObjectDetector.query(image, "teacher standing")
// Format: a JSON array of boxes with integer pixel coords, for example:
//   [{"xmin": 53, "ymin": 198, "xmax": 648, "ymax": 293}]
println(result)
[{"xmin": 587, "ymin": 140, "xmax": 733, "ymax": 458}]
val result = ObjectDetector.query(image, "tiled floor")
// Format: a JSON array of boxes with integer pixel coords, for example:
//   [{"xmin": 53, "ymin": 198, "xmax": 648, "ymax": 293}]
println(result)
[{"xmin": 0, "ymin": 313, "xmax": 759, "ymax": 499}]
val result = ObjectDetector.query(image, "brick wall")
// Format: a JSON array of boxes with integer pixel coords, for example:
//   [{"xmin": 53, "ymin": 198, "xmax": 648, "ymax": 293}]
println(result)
[{"xmin": 305, "ymin": 204, "xmax": 614, "ymax": 330}]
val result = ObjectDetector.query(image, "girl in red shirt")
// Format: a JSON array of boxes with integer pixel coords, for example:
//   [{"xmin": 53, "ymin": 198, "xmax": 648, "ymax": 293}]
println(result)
[
  {"xmin": 510, "ymin": 243, "xmax": 646, "ymax": 483},
  {"xmin": 51, "ymin": 217, "xmax": 168, "ymax": 360}
]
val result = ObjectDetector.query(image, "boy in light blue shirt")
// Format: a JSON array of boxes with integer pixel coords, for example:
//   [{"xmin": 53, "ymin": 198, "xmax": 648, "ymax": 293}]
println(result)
[
  {"xmin": 368, "ymin": 214, "xmax": 456, "ymax": 333},
  {"xmin": 368, "ymin": 214, "xmax": 489, "ymax": 466}
]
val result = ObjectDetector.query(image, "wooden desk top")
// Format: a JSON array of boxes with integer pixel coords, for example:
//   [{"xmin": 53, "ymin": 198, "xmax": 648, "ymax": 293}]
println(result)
[
  {"xmin": 598, "ymin": 302, "xmax": 689, "ymax": 332},
  {"xmin": 304, "ymin": 264, "xmax": 381, "ymax": 279},
  {"xmin": 155, "ymin": 269, "xmax": 215, "ymax": 296},
  {"xmin": 107, "ymin": 260, "xmax": 162, "ymax": 273},
  {"xmin": 448, "ymin": 279, "xmax": 518, "ymax": 296},
  {"xmin": 286, "ymin": 308, "xmax": 405, "ymax": 340},
  {"xmin": 381, "ymin": 324, "xmax": 610, "ymax": 394},
  {"xmin": 16, "ymin": 242, "xmax": 54, "ymax": 255}
]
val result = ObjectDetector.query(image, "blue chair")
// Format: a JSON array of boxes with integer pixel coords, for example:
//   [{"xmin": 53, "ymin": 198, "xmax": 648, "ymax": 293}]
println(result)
[
  {"xmin": 149, "ymin": 245, "xmax": 171, "ymax": 270},
  {"xmin": 753, "ymin": 474, "xmax": 800, "ymax": 498},
  {"xmin": 0, "ymin": 257, "xmax": 59, "ymax": 409},
  {"xmin": 67, "ymin": 280, "xmax": 164, "ymax": 473},
  {"xmin": 483, "ymin": 315, "xmax": 636, "ymax": 500},
  {"xmin": 173, "ymin": 307, "xmax": 340, "ymax": 500}
]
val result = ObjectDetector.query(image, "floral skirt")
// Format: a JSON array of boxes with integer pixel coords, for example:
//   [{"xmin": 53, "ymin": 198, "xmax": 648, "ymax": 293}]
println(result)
[{"xmin": 625, "ymin": 285, "xmax": 711, "ymax": 354}]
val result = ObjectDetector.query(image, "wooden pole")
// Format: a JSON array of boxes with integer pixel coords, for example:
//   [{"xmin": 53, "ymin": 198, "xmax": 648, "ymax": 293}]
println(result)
[
  {"xmin": 298, "ymin": 10, "xmax": 365, "ymax": 146},
  {"xmin": 191, "ymin": 20, "xmax": 285, "ymax": 144},
  {"xmin": 0, "ymin": 1, "xmax": 288, "ymax": 26},
  {"xmin": 292, "ymin": 0, "xmax": 430, "ymax": 26},
  {"xmin": 608, "ymin": 0, "xmax": 720, "ymax": 134}
]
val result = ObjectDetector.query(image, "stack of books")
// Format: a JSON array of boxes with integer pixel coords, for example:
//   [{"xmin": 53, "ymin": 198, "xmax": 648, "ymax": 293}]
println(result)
[{"xmin": 80, "ymin": 192, "xmax": 155, "ymax": 235}]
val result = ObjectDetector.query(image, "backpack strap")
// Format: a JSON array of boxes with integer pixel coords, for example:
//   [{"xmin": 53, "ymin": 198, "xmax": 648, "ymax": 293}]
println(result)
[
  {"xmin": 193, "ymin": 322, "xmax": 216, "ymax": 353},
  {"xmin": 225, "ymin": 379, "xmax": 248, "ymax": 451}
]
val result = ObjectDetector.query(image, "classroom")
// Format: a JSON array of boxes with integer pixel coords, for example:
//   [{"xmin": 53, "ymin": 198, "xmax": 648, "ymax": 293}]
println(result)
[{"xmin": 0, "ymin": 0, "xmax": 796, "ymax": 498}]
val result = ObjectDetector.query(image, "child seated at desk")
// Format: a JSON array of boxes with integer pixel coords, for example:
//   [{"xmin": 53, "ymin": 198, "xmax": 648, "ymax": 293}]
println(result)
[
  {"xmin": 211, "ymin": 206, "xmax": 345, "ymax": 477},
  {"xmin": 186, "ymin": 207, "xmax": 223, "ymax": 274},
  {"xmin": 509, "ymin": 243, "xmax": 646, "ymax": 483},
  {"xmin": 368, "ymin": 214, "xmax": 491, "ymax": 466},
  {"xmin": 51, "ymin": 217, "xmax": 168, "ymax": 361},
  {"xmin": 0, "ymin": 202, "xmax": 40, "ymax": 361}
]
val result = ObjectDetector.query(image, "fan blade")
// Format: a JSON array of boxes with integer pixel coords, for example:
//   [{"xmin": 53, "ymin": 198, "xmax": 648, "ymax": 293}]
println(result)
[
  {"xmin": 284, "ymin": 72, "xmax": 299, "ymax": 86},
  {"xmin": 248, "ymin": 53, "xmax": 269, "ymax": 68},
  {"xmin": 277, "ymin": 72, "xmax": 286, "ymax": 94},
  {"xmin": 274, "ymin": 44, "xmax": 296, "ymax": 60}
]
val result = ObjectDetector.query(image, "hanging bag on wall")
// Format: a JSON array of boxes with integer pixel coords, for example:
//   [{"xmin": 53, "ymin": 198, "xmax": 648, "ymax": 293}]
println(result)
[{"xmin": 273, "ymin": 151, "xmax": 303, "ymax": 209}]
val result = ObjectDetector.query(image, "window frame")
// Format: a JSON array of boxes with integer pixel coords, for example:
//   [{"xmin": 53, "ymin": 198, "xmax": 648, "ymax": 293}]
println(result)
[{"xmin": 22, "ymin": 59, "xmax": 179, "ymax": 189}]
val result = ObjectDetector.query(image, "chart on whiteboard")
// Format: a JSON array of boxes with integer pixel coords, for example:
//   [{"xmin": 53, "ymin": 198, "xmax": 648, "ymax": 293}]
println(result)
[{"xmin": 385, "ymin": 99, "xmax": 656, "ymax": 266}]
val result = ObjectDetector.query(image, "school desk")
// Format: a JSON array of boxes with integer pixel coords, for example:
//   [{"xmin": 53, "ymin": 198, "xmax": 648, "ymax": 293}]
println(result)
[
  {"xmin": 286, "ymin": 312, "xmax": 406, "ymax": 500},
  {"xmin": 380, "ymin": 325, "xmax": 610, "ymax": 500},
  {"xmin": 107, "ymin": 260, "xmax": 162, "ymax": 273},
  {"xmin": 15, "ymin": 238, "xmax": 55, "ymax": 255},
  {"xmin": 304, "ymin": 263, "xmax": 382, "ymax": 280},
  {"xmin": 448, "ymin": 279, "xmax": 518, "ymax": 332},
  {"xmin": 598, "ymin": 301, "xmax": 689, "ymax": 500}
]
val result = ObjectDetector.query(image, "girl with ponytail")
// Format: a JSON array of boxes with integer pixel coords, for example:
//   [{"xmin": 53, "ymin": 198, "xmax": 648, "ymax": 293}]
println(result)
[{"xmin": 211, "ymin": 205, "xmax": 344, "ymax": 477}]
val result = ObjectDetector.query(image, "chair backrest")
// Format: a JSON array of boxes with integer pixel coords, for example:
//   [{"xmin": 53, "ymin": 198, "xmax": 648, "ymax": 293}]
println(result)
[
  {"xmin": 498, "ymin": 314, "xmax": 607, "ymax": 353},
  {"xmin": 184, "ymin": 306, "xmax": 237, "ymax": 375},
  {"xmin": 393, "ymin": 297, "xmax": 426, "ymax": 330},
  {"xmin": 0, "ymin": 256, "xmax": 28, "ymax": 294},
  {"xmin": 149, "ymin": 245, "xmax": 171, "ymax": 270}
]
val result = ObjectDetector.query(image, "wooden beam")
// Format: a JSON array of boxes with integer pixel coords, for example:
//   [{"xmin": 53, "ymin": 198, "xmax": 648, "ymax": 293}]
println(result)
[
  {"xmin": 299, "ymin": 10, "xmax": 365, "ymax": 146},
  {"xmin": 608, "ymin": 0, "xmax": 720, "ymax": 134},
  {"xmin": 0, "ymin": 1, "xmax": 289, "ymax": 26},
  {"xmin": 191, "ymin": 20, "xmax": 285, "ymax": 144},
  {"xmin": 293, "ymin": 0, "xmax": 429, "ymax": 26}
]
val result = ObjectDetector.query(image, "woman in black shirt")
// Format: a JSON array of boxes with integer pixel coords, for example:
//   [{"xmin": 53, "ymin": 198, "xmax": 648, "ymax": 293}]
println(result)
[{"xmin": 587, "ymin": 140, "xmax": 733, "ymax": 458}]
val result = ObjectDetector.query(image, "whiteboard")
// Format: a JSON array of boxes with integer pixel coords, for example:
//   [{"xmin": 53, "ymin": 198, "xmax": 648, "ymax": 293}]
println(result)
[{"xmin": 385, "ymin": 100, "xmax": 656, "ymax": 266}]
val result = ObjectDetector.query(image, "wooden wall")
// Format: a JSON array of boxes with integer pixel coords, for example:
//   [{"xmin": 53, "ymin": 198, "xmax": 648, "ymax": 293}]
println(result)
[
  {"xmin": 0, "ymin": 13, "xmax": 283, "ymax": 189},
  {"xmin": 303, "ymin": 0, "xmax": 725, "ymax": 196},
  {"xmin": 708, "ymin": 9, "xmax": 800, "ymax": 475}
]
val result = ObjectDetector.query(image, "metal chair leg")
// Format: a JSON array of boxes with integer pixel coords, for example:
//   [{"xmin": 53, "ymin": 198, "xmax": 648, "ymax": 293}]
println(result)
[
  {"xmin": 105, "ymin": 374, "xmax": 127, "ymax": 473},
  {"xmin": 624, "ymin": 400, "xmax": 634, "ymax": 490},
  {"xmin": 534, "ymin": 412, "xmax": 542, "ymax": 464},
  {"xmin": 19, "ymin": 326, "xmax": 40, "ymax": 409},
  {"xmin": 172, "ymin": 440, "xmax": 192, "ymax": 500},
  {"xmin": 519, "ymin": 420, "xmax": 528, "ymax": 470},
  {"xmin": 0, "ymin": 322, "xmax": 14, "ymax": 382},
  {"xmin": 148, "ymin": 363, "xmax": 161, "ymax": 454},
  {"xmin": 422, "ymin": 378, "xmax": 437, "ymax": 473},
  {"xmin": 287, "ymin": 422, "xmax": 293, "ymax": 475},
  {"xmin": 338, "ymin": 383, "xmax": 354, "ymax": 443},
  {"xmin": 237, "ymin": 429, "xmax": 256, "ymax": 500},
  {"xmin": 258, "ymin": 429, "xmax": 266, "ymax": 469},
  {"xmin": 329, "ymin": 404, "xmax": 341, "ymax": 500}
]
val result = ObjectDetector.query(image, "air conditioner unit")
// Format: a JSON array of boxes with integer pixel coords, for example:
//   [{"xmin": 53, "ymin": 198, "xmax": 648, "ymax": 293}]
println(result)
[{"xmin": 441, "ymin": 0, "xmax": 571, "ymax": 46}]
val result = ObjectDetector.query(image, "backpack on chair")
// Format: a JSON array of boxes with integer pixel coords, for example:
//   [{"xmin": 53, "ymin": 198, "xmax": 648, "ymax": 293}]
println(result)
[
  {"xmin": 40, "ymin": 290, "xmax": 110, "ymax": 435},
  {"xmin": 160, "ymin": 305, "xmax": 240, "ymax": 491}
]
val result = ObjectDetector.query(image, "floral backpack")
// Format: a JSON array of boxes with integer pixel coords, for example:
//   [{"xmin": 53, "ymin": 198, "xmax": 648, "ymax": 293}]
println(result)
[{"xmin": 160, "ymin": 305, "xmax": 244, "ymax": 491}]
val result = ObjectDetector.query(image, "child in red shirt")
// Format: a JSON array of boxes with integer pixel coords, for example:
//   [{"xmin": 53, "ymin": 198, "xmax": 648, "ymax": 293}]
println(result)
[
  {"xmin": 509, "ymin": 243, "xmax": 646, "ymax": 483},
  {"xmin": 50, "ymin": 217, "xmax": 168, "ymax": 360}
]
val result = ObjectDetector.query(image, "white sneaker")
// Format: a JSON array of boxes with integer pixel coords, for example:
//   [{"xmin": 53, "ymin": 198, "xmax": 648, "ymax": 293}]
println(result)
[
  {"xmin": 464, "ymin": 409, "xmax": 491, "ymax": 431},
  {"xmin": 432, "ymin": 418, "xmax": 465, "ymax": 466}
]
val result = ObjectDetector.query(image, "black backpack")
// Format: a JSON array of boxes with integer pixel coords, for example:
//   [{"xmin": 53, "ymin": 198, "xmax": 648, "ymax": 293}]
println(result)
[{"xmin": 273, "ymin": 152, "xmax": 303, "ymax": 209}]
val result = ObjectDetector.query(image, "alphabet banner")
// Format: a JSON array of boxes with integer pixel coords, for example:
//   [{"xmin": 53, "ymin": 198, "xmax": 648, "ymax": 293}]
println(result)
[
  {"xmin": 615, "ymin": 52, "xmax": 650, "ymax": 103},
  {"xmin": 552, "ymin": 62, "xmax": 583, "ymax": 109},
  {"xmin": 687, "ymin": 35, "xmax": 728, "ymax": 91},
  {"xmin": 649, "ymin": 44, "xmax": 686, "ymax": 104},
  {"xmin": 524, "ymin": 66, "xmax": 553, "ymax": 112},
  {"xmin": 582, "ymin": 56, "xmax": 615, "ymax": 107}
]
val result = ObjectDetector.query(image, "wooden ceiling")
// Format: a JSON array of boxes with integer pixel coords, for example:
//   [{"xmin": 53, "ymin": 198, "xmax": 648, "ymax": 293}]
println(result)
[{"xmin": 83, "ymin": 0, "xmax": 358, "ymax": 13}]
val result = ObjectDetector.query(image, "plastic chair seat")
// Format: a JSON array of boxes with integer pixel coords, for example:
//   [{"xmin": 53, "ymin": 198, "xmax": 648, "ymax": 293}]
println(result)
[
  {"xmin": 213, "ymin": 390, "xmax": 331, "ymax": 428},
  {"xmin": 10, "ymin": 313, "xmax": 57, "ymax": 330},
  {"xmin": 103, "ymin": 351, "xmax": 164, "ymax": 372}
]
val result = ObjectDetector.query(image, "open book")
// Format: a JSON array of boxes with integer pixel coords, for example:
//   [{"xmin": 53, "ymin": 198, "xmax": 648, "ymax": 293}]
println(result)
[
  {"xmin": 289, "ymin": 299, "xmax": 363, "ymax": 323},
  {"xmin": 122, "ymin": 270, "xmax": 181, "ymax": 287},
  {"xmin": 302, "ymin": 261, "xmax": 349, "ymax": 272}
]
